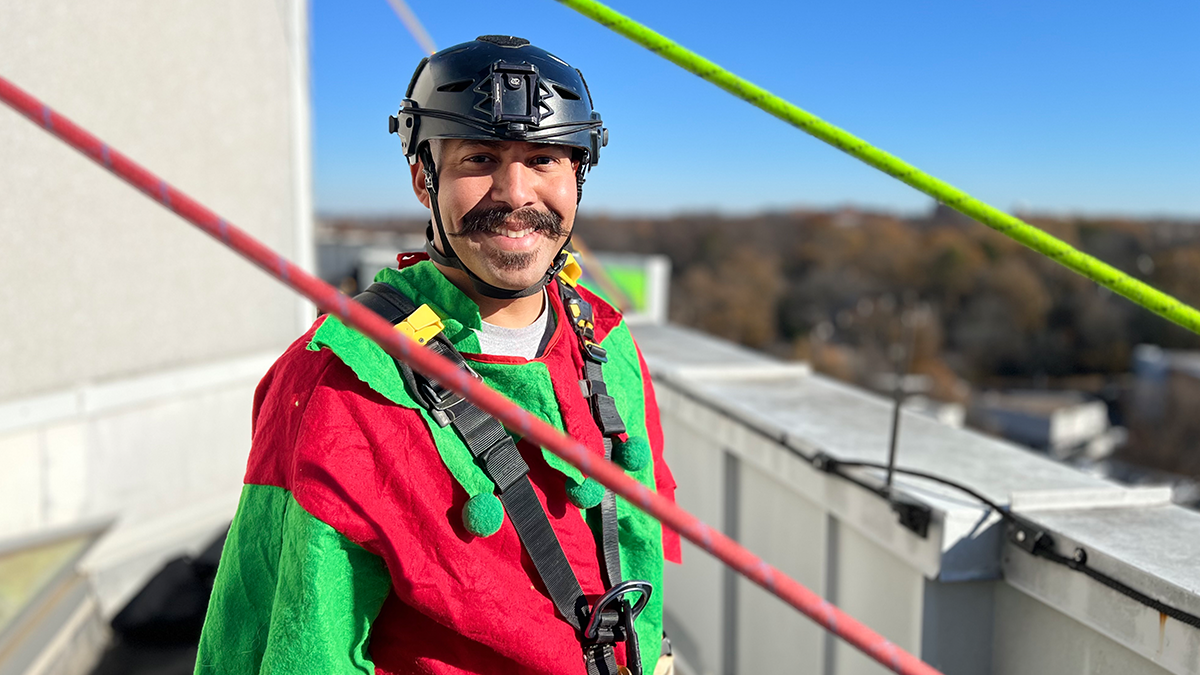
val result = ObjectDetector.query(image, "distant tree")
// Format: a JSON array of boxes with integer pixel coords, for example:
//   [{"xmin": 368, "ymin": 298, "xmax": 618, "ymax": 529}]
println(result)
[
  {"xmin": 918, "ymin": 228, "xmax": 985, "ymax": 309},
  {"xmin": 672, "ymin": 246, "xmax": 783, "ymax": 349}
]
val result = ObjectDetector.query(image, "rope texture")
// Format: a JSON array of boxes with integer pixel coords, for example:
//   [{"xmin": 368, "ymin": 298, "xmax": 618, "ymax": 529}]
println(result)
[{"xmin": 555, "ymin": 0, "xmax": 1200, "ymax": 336}]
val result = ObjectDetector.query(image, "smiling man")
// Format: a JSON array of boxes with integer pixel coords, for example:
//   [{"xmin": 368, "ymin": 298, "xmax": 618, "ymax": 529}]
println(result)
[{"xmin": 196, "ymin": 36, "xmax": 680, "ymax": 675}]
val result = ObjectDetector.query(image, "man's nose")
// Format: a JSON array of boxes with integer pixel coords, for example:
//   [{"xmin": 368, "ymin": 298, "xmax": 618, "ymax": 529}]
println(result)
[{"xmin": 490, "ymin": 160, "xmax": 537, "ymax": 209}]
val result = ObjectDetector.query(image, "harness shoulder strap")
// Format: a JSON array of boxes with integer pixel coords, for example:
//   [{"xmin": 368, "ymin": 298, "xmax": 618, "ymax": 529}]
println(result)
[
  {"xmin": 356, "ymin": 282, "xmax": 418, "ymax": 323},
  {"xmin": 558, "ymin": 283, "xmax": 626, "ymax": 594}
]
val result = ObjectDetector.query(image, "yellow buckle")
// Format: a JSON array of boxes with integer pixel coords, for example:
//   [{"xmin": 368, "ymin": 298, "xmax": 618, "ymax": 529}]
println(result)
[
  {"xmin": 395, "ymin": 304, "xmax": 444, "ymax": 346},
  {"xmin": 557, "ymin": 251, "xmax": 583, "ymax": 288}
]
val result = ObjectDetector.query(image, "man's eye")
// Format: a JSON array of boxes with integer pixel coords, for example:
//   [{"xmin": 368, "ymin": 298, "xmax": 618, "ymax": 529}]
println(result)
[
  {"xmin": 464, "ymin": 155, "xmax": 494, "ymax": 164},
  {"xmin": 531, "ymin": 156, "xmax": 559, "ymax": 166}
]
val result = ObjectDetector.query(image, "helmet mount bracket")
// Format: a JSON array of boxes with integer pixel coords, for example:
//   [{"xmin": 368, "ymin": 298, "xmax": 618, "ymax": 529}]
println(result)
[{"xmin": 477, "ymin": 61, "xmax": 551, "ymax": 129}]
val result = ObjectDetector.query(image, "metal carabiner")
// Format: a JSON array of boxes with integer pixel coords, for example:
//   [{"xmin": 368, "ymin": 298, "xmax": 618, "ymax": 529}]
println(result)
[{"xmin": 584, "ymin": 580, "xmax": 653, "ymax": 640}]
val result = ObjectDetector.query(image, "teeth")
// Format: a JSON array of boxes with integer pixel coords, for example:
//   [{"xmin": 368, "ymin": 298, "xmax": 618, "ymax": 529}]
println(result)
[{"xmin": 501, "ymin": 228, "xmax": 533, "ymax": 239}]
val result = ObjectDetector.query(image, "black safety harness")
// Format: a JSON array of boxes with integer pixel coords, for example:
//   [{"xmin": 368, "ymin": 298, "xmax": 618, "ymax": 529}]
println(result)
[{"xmin": 355, "ymin": 280, "xmax": 650, "ymax": 675}]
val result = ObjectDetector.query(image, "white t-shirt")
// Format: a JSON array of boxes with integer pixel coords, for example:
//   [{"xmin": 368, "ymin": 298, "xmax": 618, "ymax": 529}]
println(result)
[{"xmin": 475, "ymin": 291, "xmax": 554, "ymax": 360}]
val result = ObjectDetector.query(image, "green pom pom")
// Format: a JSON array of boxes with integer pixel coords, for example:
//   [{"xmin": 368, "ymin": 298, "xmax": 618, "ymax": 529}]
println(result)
[
  {"xmin": 462, "ymin": 493, "xmax": 503, "ymax": 537},
  {"xmin": 613, "ymin": 436, "xmax": 651, "ymax": 472},
  {"xmin": 565, "ymin": 476, "xmax": 605, "ymax": 508}
]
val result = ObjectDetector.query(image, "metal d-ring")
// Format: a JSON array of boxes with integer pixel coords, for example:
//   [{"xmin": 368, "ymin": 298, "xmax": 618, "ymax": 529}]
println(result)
[{"xmin": 583, "ymin": 580, "xmax": 654, "ymax": 640}]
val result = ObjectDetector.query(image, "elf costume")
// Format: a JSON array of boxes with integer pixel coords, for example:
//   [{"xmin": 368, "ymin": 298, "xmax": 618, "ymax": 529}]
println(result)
[{"xmin": 195, "ymin": 254, "xmax": 680, "ymax": 674}]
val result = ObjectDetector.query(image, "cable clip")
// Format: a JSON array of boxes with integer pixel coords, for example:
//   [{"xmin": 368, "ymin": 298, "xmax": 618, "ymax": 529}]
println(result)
[
  {"xmin": 889, "ymin": 492, "xmax": 932, "ymax": 538},
  {"xmin": 1008, "ymin": 518, "xmax": 1054, "ymax": 555},
  {"xmin": 812, "ymin": 452, "xmax": 840, "ymax": 473}
]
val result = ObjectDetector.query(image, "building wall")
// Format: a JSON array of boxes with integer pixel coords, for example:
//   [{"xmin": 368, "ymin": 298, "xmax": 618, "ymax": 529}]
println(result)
[
  {"xmin": 992, "ymin": 583, "xmax": 1173, "ymax": 675},
  {"xmin": 0, "ymin": 0, "xmax": 312, "ymax": 617},
  {"xmin": 0, "ymin": 0, "xmax": 312, "ymax": 401}
]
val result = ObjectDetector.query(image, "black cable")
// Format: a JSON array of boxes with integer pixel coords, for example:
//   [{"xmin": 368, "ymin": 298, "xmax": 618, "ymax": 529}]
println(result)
[
  {"xmin": 830, "ymin": 460, "xmax": 1014, "ymax": 522},
  {"xmin": 1036, "ymin": 545, "xmax": 1200, "ymax": 629},
  {"xmin": 822, "ymin": 458, "xmax": 1200, "ymax": 629}
]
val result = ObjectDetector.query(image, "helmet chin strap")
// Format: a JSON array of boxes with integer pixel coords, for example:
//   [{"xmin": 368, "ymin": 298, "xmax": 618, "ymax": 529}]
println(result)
[{"xmin": 420, "ymin": 146, "xmax": 571, "ymax": 300}]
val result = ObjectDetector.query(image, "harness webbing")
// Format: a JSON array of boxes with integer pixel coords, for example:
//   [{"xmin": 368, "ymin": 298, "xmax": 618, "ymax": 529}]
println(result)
[
  {"xmin": 0, "ymin": 74, "xmax": 946, "ymax": 675},
  {"xmin": 553, "ymin": 0, "xmax": 1200, "ymax": 338},
  {"xmin": 561, "ymin": 283, "xmax": 627, "ymax": 591}
]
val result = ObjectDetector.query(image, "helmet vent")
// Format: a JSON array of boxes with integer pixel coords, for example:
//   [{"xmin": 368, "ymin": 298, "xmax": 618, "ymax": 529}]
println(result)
[
  {"xmin": 552, "ymin": 84, "xmax": 581, "ymax": 101},
  {"xmin": 476, "ymin": 35, "xmax": 529, "ymax": 47},
  {"xmin": 436, "ymin": 79, "xmax": 474, "ymax": 93}
]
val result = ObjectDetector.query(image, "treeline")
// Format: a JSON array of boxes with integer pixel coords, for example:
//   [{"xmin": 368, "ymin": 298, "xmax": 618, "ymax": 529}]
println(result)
[
  {"xmin": 573, "ymin": 206, "xmax": 1200, "ymax": 400},
  {"xmin": 325, "ymin": 207, "xmax": 1200, "ymax": 400}
]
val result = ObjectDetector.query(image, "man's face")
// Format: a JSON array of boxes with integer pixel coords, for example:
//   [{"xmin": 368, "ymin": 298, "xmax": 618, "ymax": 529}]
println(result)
[{"xmin": 413, "ymin": 139, "xmax": 579, "ymax": 292}]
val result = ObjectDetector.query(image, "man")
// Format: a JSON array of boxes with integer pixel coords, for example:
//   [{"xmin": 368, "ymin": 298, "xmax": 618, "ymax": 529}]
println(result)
[{"xmin": 195, "ymin": 36, "xmax": 680, "ymax": 675}]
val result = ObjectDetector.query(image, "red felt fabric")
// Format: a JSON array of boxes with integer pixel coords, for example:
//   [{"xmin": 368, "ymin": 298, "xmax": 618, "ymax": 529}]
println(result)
[
  {"xmin": 397, "ymin": 251, "xmax": 428, "ymax": 269},
  {"xmin": 241, "ymin": 281, "xmax": 677, "ymax": 674}
]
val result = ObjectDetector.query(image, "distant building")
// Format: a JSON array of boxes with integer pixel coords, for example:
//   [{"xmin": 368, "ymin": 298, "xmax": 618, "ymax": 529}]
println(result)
[
  {"xmin": 1131, "ymin": 344, "xmax": 1200, "ymax": 420},
  {"xmin": 1126, "ymin": 344, "xmax": 1200, "ymax": 479},
  {"xmin": 969, "ymin": 390, "xmax": 1120, "ymax": 460}
]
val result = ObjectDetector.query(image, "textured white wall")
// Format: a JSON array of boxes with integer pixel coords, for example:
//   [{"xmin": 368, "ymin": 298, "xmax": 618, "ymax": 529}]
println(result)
[
  {"xmin": 992, "ymin": 584, "xmax": 1173, "ymax": 675},
  {"xmin": 0, "ymin": 0, "xmax": 312, "ymax": 401},
  {"xmin": 0, "ymin": 1, "xmax": 312, "ymax": 626}
]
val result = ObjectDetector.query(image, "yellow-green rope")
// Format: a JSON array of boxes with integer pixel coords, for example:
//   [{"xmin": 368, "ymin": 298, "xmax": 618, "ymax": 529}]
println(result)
[{"xmin": 556, "ymin": 0, "xmax": 1200, "ymax": 336}]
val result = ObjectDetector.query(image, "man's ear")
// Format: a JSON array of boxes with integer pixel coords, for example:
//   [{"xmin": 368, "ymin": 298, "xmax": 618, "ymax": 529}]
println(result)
[{"xmin": 410, "ymin": 159, "xmax": 431, "ymax": 209}]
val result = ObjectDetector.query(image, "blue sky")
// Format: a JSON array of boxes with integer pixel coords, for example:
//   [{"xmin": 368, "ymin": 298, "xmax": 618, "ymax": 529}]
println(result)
[{"xmin": 312, "ymin": 0, "xmax": 1200, "ymax": 218}]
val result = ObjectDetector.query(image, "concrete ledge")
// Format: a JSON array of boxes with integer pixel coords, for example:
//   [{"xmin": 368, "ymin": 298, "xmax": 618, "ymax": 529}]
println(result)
[
  {"xmin": 0, "ymin": 351, "xmax": 280, "ymax": 437},
  {"xmin": 633, "ymin": 322, "xmax": 1200, "ymax": 675},
  {"xmin": 1011, "ymin": 486, "xmax": 1174, "ymax": 511}
]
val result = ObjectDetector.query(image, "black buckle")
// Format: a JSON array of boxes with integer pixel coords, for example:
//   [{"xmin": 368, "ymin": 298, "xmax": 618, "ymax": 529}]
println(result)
[
  {"xmin": 417, "ymin": 365, "xmax": 480, "ymax": 427},
  {"xmin": 583, "ymin": 341, "xmax": 608, "ymax": 364},
  {"xmin": 548, "ymin": 249, "xmax": 570, "ymax": 279},
  {"xmin": 583, "ymin": 580, "xmax": 653, "ymax": 675},
  {"xmin": 418, "ymin": 380, "xmax": 459, "ymax": 410}
]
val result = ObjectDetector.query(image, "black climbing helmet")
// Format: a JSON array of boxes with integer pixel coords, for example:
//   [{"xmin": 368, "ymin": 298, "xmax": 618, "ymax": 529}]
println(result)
[
  {"xmin": 391, "ymin": 35, "xmax": 607, "ymax": 176},
  {"xmin": 389, "ymin": 35, "xmax": 608, "ymax": 300}
]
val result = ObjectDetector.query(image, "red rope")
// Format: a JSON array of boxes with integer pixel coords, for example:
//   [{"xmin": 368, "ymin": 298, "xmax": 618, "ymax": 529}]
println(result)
[{"xmin": 0, "ymin": 74, "xmax": 944, "ymax": 675}]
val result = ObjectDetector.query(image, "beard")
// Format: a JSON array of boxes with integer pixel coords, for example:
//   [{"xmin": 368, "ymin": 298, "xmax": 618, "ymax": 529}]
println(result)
[{"xmin": 449, "ymin": 204, "xmax": 567, "ymax": 272}]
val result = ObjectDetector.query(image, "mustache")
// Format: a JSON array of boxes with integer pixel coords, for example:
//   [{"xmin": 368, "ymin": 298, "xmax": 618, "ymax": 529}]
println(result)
[{"xmin": 450, "ymin": 205, "xmax": 567, "ymax": 239}]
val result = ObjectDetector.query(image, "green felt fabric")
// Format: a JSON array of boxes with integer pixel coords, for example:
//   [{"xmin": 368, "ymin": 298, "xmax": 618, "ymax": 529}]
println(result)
[
  {"xmin": 195, "ymin": 484, "xmax": 390, "ymax": 675},
  {"xmin": 597, "ymin": 320, "xmax": 665, "ymax": 671},
  {"xmin": 613, "ymin": 436, "xmax": 651, "ymax": 472},
  {"xmin": 376, "ymin": 261, "xmax": 483, "ymax": 351},
  {"xmin": 565, "ymin": 476, "xmax": 605, "ymax": 508},
  {"xmin": 462, "ymin": 493, "xmax": 504, "ymax": 536}
]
